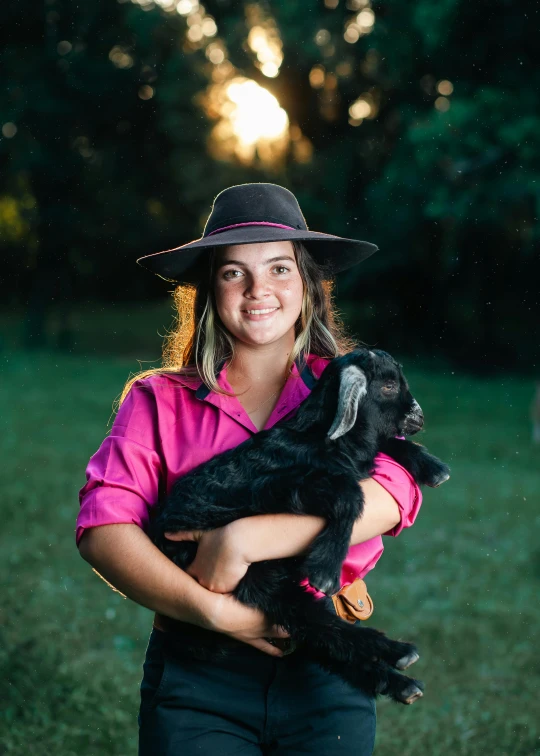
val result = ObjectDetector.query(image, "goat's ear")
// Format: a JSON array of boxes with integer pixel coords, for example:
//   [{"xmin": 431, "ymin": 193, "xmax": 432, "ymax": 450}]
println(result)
[{"xmin": 327, "ymin": 365, "xmax": 367, "ymax": 440}]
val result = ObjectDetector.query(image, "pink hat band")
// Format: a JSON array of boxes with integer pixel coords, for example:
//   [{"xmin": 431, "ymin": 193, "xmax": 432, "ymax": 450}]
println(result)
[{"xmin": 206, "ymin": 221, "xmax": 296, "ymax": 237}]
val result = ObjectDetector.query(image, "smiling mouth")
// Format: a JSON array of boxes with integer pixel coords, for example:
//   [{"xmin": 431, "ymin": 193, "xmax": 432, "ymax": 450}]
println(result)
[{"xmin": 243, "ymin": 307, "xmax": 279, "ymax": 315}]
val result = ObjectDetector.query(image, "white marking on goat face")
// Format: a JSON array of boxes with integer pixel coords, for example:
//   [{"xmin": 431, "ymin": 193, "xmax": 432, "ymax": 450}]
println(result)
[{"xmin": 328, "ymin": 365, "xmax": 368, "ymax": 441}]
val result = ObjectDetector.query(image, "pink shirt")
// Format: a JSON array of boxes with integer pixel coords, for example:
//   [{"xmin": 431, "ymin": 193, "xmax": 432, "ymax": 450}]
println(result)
[{"xmin": 76, "ymin": 354, "xmax": 422, "ymax": 587}]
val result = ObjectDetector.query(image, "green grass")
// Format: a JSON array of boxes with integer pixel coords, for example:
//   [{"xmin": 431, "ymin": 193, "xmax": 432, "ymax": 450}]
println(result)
[{"xmin": 1, "ymin": 341, "xmax": 539, "ymax": 755}]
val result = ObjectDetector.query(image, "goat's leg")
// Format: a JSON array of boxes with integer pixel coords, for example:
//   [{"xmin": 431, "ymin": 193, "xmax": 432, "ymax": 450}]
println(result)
[
  {"xmin": 301, "ymin": 621, "xmax": 424, "ymax": 704},
  {"xmin": 296, "ymin": 476, "xmax": 363, "ymax": 595},
  {"xmin": 379, "ymin": 437, "xmax": 450, "ymax": 487},
  {"xmin": 338, "ymin": 658, "xmax": 425, "ymax": 705},
  {"xmin": 278, "ymin": 586, "xmax": 424, "ymax": 704}
]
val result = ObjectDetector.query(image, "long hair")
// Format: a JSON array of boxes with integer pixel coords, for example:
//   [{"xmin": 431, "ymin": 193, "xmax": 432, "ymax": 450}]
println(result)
[{"xmin": 117, "ymin": 241, "xmax": 355, "ymax": 407}]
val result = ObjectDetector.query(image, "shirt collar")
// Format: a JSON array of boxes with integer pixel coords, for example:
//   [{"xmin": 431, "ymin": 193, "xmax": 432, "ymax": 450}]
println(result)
[{"xmin": 170, "ymin": 356, "xmax": 322, "ymax": 433}]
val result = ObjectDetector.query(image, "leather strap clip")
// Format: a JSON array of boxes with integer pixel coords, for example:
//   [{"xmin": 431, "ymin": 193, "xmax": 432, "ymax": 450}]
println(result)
[{"xmin": 331, "ymin": 578, "xmax": 374, "ymax": 622}]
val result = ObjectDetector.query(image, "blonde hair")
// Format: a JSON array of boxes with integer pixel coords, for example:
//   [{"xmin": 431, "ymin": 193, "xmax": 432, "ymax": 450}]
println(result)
[{"xmin": 117, "ymin": 241, "xmax": 355, "ymax": 406}]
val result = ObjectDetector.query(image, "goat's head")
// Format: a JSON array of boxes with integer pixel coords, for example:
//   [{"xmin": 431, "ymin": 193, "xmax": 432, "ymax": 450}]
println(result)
[{"xmin": 322, "ymin": 348, "xmax": 423, "ymax": 441}]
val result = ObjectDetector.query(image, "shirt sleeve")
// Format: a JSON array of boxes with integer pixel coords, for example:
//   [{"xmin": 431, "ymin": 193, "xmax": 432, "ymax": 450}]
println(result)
[
  {"xmin": 75, "ymin": 378, "xmax": 164, "ymax": 548},
  {"xmin": 371, "ymin": 451, "xmax": 423, "ymax": 537}
]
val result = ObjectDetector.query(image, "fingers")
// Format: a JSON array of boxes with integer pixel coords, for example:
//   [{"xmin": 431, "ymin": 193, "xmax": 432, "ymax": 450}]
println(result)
[
  {"xmin": 247, "ymin": 638, "xmax": 285, "ymax": 657},
  {"xmin": 164, "ymin": 530, "xmax": 197, "ymax": 541}
]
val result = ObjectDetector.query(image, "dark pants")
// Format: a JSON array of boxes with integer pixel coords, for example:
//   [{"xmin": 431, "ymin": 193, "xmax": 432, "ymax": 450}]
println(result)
[{"xmin": 138, "ymin": 627, "xmax": 377, "ymax": 755}]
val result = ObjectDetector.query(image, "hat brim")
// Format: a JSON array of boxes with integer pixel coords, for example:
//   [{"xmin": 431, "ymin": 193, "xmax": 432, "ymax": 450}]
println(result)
[{"xmin": 136, "ymin": 225, "xmax": 378, "ymax": 284}]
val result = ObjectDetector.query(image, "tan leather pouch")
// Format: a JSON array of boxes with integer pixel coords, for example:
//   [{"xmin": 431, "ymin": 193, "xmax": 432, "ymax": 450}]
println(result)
[{"xmin": 331, "ymin": 578, "xmax": 374, "ymax": 622}]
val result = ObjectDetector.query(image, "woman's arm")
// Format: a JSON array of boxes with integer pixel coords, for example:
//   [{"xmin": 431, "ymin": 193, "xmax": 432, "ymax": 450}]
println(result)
[
  {"xmin": 231, "ymin": 477, "xmax": 401, "ymax": 563},
  {"xmin": 78, "ymin": 523, "xmax": 290, "ymax": 656},
  {"xmin": 78, "ymin": 523, "xmax": 214, "ymax": 624},
  {"xmin": 165, "ymin": 478, "xmax": 401, "ymax": 592}
]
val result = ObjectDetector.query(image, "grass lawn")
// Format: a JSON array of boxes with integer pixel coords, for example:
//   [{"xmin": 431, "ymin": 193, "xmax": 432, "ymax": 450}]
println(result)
[{"xmin": 1, "ymin": 332, "xmax": 539, "ymax": 754}]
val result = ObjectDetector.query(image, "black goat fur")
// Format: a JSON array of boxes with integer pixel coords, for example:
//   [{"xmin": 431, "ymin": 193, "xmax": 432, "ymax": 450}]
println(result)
[{"xmin": 149, "ymin": 348, "xmax": 450, "ymax": 704}]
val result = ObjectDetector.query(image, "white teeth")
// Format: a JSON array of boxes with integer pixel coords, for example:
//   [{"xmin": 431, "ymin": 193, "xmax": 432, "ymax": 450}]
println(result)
[{"xmin": 245, "ymin": 308, "xmax": 278, "ymax": 314}]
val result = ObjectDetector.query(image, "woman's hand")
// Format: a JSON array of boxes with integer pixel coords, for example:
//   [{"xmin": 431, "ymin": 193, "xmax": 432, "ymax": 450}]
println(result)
[
  {"xmin": 201, "ymin": 590, "xmax": 291, "ymax": 657},
  {"xmin": 164, "ymin": 526, "xmax": 291, "ymax": 656},
  {"xmin": 164, "ymin": 525, "xmax": 250, "ymax": 594}
]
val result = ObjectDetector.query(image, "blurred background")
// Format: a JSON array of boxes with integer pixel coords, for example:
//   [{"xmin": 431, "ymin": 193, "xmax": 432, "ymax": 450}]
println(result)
[{"xmin": 1, "ymin": 1, "xmax": 538, "ymax": 754}]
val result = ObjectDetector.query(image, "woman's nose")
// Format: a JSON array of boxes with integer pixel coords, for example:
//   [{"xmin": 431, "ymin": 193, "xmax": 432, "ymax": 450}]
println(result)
[{"xmin": 245, "ymin": 274, "xmax": 270, "ymax": 299}]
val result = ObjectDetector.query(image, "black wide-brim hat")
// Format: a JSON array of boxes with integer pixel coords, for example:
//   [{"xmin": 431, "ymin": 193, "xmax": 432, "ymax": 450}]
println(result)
[{"xmin": 136, "ymin": 183, "xmax": 378, "ymax": 284}]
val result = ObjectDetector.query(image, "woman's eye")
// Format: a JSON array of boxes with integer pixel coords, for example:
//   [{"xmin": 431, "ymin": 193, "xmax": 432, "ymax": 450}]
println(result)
[
  {"xmin": 223, "ymin": 269, "xmax": 242, "ymax": 279},
  {"xmin": 223, "ymin": 265, "xmax": 289, "ymax": 279}
]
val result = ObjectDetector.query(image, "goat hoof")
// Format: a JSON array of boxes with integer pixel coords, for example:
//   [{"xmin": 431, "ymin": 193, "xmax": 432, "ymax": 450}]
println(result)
[
  {"xmin": 429, "ymin": 472, "xmax": 450, "ymax": 488},
  {"xmin": 305, "ymin": 568, "xmax": 340, "ymax": 595},
  {"xmin": 313, "ymin": 577, "xmax": 340, "ymax": 595},
  {"xmin": 401, "ymin": 684, "xmax": 424, "ymax": 705},
  {"xmin": 395, "ymin": 651, "xmax": 419, "ymax": 670}
]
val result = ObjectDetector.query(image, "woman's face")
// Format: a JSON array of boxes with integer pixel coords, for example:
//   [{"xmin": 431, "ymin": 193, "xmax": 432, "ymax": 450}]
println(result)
[{"xmin": 213, "ymin": 241, "xmax": 304, "ymax": 348}]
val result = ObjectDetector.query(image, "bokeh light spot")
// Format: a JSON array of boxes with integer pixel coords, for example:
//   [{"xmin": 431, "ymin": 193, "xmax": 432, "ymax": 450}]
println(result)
[
  {"xmin": 435, "ymin": 96, "xmax": 451, "ymax": 112},
  {"xmin": 349, "ymin": 98, "xmax": 371, "ymax": 119},
  {"xmin": 437, "ymin": 79, "xmax": 454, "ymax": 96},
  {"xmin": 315, "ymin": 29, "xmax": 331, "ymax": 46},
  {"xmin": 57, "ymin": 41, "xmax": 72, "ymax": 55},
  {"xmin": 176, "ymin": 0, "xmax": 197, "ymax": 14},
  {"xmin": 309, "ymin": 65, "xmax": 326, "ymax": 89},
  {"xmin": 226, "ymin": 79, "xmax": 288, "ymax": 144},
  {"xmin": 357, "ymin": 8, "xmax": 375, "ymax": 28},
  {"xmin": 2, "ymin": 123, "xmax": 17, "ymax": 138},
  {"xmin": 138, "ymin": 85, "xmax": 154, "ymax": 100},
  {"xmin": 344, "ymin": 25, "xmax": 360, "ymax": 43}
]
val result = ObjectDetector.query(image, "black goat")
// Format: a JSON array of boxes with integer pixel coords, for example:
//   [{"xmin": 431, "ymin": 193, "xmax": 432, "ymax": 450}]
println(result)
[{"xmin": 149, "ymin": 348, "xmax": 450, "ymax": 705}]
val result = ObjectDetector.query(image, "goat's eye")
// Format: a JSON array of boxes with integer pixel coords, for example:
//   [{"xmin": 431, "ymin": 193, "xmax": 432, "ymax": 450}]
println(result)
[{"xmin": 381, "ymin": 383, "xmax": 398, "ymax": 395}]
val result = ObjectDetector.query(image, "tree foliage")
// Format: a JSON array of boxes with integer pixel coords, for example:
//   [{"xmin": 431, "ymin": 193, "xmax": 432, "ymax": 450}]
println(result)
[{"xmin": 1, "ymin": 0, "xmax": 537, "ymax": 370}]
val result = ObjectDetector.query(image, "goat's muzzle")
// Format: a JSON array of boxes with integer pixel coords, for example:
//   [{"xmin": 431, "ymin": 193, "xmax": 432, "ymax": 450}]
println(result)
[{"xmin": 400, "ymin": 400, "xmax": 424, "ymax": 435}]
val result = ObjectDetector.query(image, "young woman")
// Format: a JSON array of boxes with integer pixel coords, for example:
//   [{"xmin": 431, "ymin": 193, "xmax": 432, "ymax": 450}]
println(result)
[{"xmin": 76, "ymin": 183, "xmax": 422, "ymax": 755}]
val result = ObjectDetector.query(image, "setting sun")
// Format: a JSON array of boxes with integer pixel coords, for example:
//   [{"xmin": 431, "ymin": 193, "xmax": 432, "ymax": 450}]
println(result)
[{"xmin": 226, "ymin": 79, "xmax": 288, "ymax": 145}]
